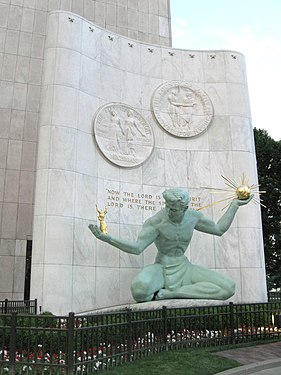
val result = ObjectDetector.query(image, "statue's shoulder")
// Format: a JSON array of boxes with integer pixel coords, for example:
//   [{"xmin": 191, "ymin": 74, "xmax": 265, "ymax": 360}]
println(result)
[
  {"xmin": 143, "ymin": 209, "xmax": 165, "ymax": 226},
  {"xmin": 187, "ymin": 208, "xmax": 204, "ymax": 218}
]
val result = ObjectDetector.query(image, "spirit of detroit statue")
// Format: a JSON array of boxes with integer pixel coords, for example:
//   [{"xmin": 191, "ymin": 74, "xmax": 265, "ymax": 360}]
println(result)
[{"xmin": 89, "ymin": 188, "xmax": 253, "ymax": 302}]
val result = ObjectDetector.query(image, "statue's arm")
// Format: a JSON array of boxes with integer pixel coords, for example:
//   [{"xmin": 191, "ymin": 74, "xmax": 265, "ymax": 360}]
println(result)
[
  {"xmin": 195, "ymin": 196, "xmax": 253, "ymax": 236},
  {"xmin": 88, "ymin": 221, "xmax": 158, "ymax": 255}
]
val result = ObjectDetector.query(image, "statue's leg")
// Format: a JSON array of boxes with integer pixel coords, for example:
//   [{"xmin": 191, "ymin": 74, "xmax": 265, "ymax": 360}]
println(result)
[
  {"xmin": 131, "ymin": 263, "xmax": 165, "ymax": 302},
  {"xmin": 156, "ymin": 265, "xmax": 235, "ymax": 300}
]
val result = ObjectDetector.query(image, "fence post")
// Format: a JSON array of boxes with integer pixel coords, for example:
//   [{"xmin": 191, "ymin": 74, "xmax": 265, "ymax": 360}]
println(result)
[
  {"xmin": 4, "ymin": 299, "xmax": 8, "ymax": 314},
  {"xmin": 162, "ymin": 306, "xmax": 168, "ymax": 351},
  {"xmin": 34, "ymin": 299, "xmax": 37, "ymax": 314},
  {"xmin": 67, "ymin": 312, "xmax": 75, "ymax": 375},
  {"xmin": 9, "ymin": 312, "xmax": 17, "ymax": 375},
  {"xmin": 229, "ymin": 302, "xmax": 235, "ymax": 345},
  {"xmin": 126, "ymin": 309, "xmax": 132, "ymax": 362}
]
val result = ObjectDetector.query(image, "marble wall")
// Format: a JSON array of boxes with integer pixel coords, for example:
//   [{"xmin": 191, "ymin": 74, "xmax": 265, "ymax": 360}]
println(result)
[
  {"xmin": 30, "ymin": 11, "xmax": 267, "ymax": 315},
  {"xmin": 0, "ymin": 0, "xmax": 171, "ymax": 301}
]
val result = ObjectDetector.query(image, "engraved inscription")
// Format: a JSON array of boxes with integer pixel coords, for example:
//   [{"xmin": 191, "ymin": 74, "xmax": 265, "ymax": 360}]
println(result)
[
  {"xmin": 152, "ymin": 81, "xmax": 214, "ymax": 138},
  {"xmin": 94, "ymin": 103, "xmax": 154, "ymax": 167},
  {"xmin": 105, "ymin": 189, "xmax": 202, "ymax": 211}
]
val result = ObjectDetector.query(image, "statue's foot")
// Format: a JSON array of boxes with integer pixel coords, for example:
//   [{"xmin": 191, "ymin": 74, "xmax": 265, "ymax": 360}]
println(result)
[{"xmin": 155, "ymin": 289, "xmax": 171, "ymax": 300}]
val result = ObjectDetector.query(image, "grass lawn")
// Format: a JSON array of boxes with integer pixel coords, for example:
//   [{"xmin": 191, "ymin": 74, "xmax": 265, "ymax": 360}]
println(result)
[{"xmin": 105, "ymin": 346, "xmax": 241, "ymax": 375}]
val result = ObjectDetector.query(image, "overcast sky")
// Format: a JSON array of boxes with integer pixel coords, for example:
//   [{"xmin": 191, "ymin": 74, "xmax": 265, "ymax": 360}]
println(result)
[{"xmin": 170, "ymin": 0, "xmax": 281, "ymax": 141}]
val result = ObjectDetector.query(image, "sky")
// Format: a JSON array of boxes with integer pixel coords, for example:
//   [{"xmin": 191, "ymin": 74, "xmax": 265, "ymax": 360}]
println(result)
[{"xmin": 170, "ymin": 0, "xmax": 281, "ymax": 141}]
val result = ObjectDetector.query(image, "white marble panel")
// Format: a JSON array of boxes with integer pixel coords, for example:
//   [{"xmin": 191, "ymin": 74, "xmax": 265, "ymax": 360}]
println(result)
[
  {"xmin": 13, "ymin": 256, "xmax": 25, "ymax": 293},
  {"xmin": 227, "ymin": 83, "xmax": 251, "ymax": 117},
  {"xmin": 119, "ymin": 182, "xmax": 144, "ymax": 225},
  {"xmin": 75, "ymin": 174, "xmax": 97, "ymax": 219},
  {"xmin": 44, "ymin": 216, "xmax": 73, "ymax": 265},
  {"xmin": 57, "ymin": 12, "xmax": 82, "ymax": 51},
  {"xmin": 182, "ymin": 51, "xmax": 204, "ymax": 83},
  {"xmin": 189, "ymin": 230, "xmax": 215, "ymax": 268},
  {"xmin": 164, "ymin": 149, "xmax": 188, "ymax": 187},
  {"xmin": 29, "ymin": 263, "xmax": 44, "ymax": 308},
  {"xmin": 52, "ymin": 85, "xmax": 79, "ymax": 128},
  {"xmin": 39, "ymin": 85, "xmax": 54, "ymax": 126},
  {"xmin": 49, "ymin": 126, "xmax": 77, "ymax": 170},
  {"xmin": 225, "ymin": 53, "xmax": 246, "ymax": 84},
  {"xmin": 119, "ymin": 164, "xmax": 142, "ymax": 185},
  {"xmin": 119, "ymin": 268, "xmax": 137, "ymax": 304},
  {"xmin": 239, "ymin": 228, "xmax": 264, "ymax": 268},
  {"xmin": 0, "ymin": 256, "xmax": 14, "ymax": 292},
  {"xmin": 161, "ymin": 48, "xmax": 183, "ymax": 80},
  {"xmin": 81, "ymin": 21, "xmax": 102, "ymax": 61},
  {"xmin": 240, "ymin": 268, "xmax": 267, "ymax": 302},
  {"xmin": 119, "ymin": 224, "xmax": 144, "ymax": 268},
  {"xmin": 119, "ymin": 36, "xmax": 141, "ymax": 74},
  {"xmin": 97, "ymin": 178, "xmax": 120, "ymax": 224},
  {"xmin": 54, "ymin": 48, "xmax": 81, "ymax": 89},
  {"xmin": 80, "ymin": 55, "xmax": 101, "ymax": 97},
  {"xmin": 236, "ymin": 201, "xmax": 262, "ymax": 229},
  {"xmin": 203, "ymin": 52, "xmax": 226, "ymax": 83},
  {"xmin": 142, "ymin": 184, "xmax": 165, "ymax": 222},
  {"xmin": 231, "ymin": 116, "xmax": 255, "ymax": 152},
  {"xmin": 232, "ymin": 151, "xmax": 258, "ymax": 184},
  {"xmin": 75, "ymin": 131, "xmax": 97, "ymax": 176},
  {"xmin": 43, "ymin": 264, "xmax": 73, "ymax": 315},
  {"xmin": 19, "ymin": 171, "xmax": 34, "ymax": 203},
  {"xmin": 95, "ymin": 267, "xmax": 120, "ymax": 309},
  {"xmin": 32, "ymin": 215, "xmax": 46, "ymax": 264},
  {"xmin": 97, "ymin": 152, "xmax": 120, "ymax": 181},
  {"xmin": 101, "ymin": 32, "xmax": 121, "ymax": 68},
  {"xmin": 142, "ymin": 147, "xmax": 165, "ymax": 187},
  {"xmin": 74, "ymin": 218, "xmax": 97, "ymax": 267},
  {"xmin": 42, "ymin": 48, "xmax": 56, "ymax": 85},
  {"xmin": 46, "ymin": 169, "xmax": 75, "ymax": 216},
  {"xmin": 214, "ymin": 228, "xmax": 240, "ymax": 269},
  {"xmin": 140, "ymin": 43, "xmax": 162, "ymax": 79},
  {"xmin": 33, "ymin": 169, "xmax": 48, "ymax": 216},
  {"xmin": 205, "ymin": 83, "xmax": 229, "ymax": 116},
  {"xmin": 208, "ymin": 116, "xmax": 232, "ymax": 151},
  {"xmin": 99, "ymin": 64, "xmax": 122, "ymax": 101},
  {"xmin": 120, "ymin": 71, "xmax": 142, "ymax": 108},
  {"xmin": 72, "ymin": 266, "xmax": 96, "ymax": 313},
  {"xmin": 0, "ymin": 169, "xmax": 5, "ymax": 201},
  {"xmin": 1, "ymin": 203, "xmax": 17, "ymax": 238},
  {"xmin": 142, "ymin": 109, "xmax": 164, "ymax": 148},
  {"xmin": 186, "ymin": 151, "xmax": 211, "ymax": 189},
  {"xmin": 96, "ymin": 223, "xmax": 119, "ymax": 267},
  {"xmin": 77, "ymin": 91, "xmax": 99, "ymax": 134},
  {"xmin": 0, "ymin": 239, "xmax": 16, "ymax": 257},
  {"xmin": 141, "ymin": 75, "xmax": 162, "ymax": 110},
  {"xmin": 209, "ymin": 151, "xmax": 234, "ymax": 188},
  {"xmin": 16, "ymin": 203, "xmax": 33, "ymax": 238}
]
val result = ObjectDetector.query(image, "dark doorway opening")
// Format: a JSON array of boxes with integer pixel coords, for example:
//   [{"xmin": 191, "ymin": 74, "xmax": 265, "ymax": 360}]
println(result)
[{"xmin": 24, "ymin": 240, "xmax": 32, "ymax": 300}]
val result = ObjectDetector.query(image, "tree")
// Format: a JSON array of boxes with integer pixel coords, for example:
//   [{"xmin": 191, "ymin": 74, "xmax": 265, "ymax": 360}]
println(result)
[{"xmin": 253, "ymin": 128, "xmax": 281, "ymax": 290}]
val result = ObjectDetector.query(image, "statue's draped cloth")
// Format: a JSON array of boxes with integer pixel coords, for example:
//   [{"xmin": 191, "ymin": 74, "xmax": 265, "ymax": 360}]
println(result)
[{"xmin": 162, "ymin": 257, "xmax": 191, "ymax": 291}]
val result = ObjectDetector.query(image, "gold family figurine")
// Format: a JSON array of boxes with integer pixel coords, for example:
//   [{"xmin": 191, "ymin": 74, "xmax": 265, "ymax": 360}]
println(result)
[{"xmin": 96, "ymin": 205, "xmax": 108, "ymax": 234}]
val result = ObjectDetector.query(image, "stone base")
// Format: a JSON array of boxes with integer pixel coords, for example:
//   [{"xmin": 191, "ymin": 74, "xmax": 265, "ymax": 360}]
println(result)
[{"xmin": 79, "ymin": 299, "xmax": 231, "ymax": 315}]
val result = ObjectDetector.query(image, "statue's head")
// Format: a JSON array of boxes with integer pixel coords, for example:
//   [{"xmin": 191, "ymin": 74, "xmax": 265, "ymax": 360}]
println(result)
[
  {"xmin": 162, "ymin": 189, "xmax": 189, "ymax": 223},
  {"xmin": 162, "ymin": 188, "xmax": 189, "ymax": 208}
]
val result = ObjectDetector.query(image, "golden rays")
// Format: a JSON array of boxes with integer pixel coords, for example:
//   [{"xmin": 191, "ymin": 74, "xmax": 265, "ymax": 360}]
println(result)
[{"xmin": 199, "ymin": 173, "xmax": 266, "ymax": 211}]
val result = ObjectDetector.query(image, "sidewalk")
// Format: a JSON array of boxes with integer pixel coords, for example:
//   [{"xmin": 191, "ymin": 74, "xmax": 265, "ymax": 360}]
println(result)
[{"xmin": 214, "ymin": 341, "xmax": 281, "ymax": 375}]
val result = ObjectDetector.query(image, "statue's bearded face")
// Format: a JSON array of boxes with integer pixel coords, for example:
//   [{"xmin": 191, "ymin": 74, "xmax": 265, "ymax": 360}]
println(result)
[{"xmin": 165, "ymin": 201, "xmax": 187, "ymax": 223}]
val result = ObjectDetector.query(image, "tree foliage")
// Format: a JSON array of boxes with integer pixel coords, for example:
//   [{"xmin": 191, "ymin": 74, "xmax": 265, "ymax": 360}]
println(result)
[{"xmin": 253, "ymin": 128, "xmax": 281, "ymax": 290}]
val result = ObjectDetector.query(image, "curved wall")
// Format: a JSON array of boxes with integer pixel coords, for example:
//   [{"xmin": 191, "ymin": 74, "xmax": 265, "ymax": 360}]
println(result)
[{"xmin": 30, "ymin": 11, "xmax": 267, "ymax": 314}]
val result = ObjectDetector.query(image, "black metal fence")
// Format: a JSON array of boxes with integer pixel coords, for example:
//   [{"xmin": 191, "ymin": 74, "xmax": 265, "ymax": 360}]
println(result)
[
  {"xmin": 0, "ymin": 299, "xmax": 37, "ymax": 315},
  {"xmin": 268, "ymin": 291, "xmax": 281, "ymax": 302},
  {"xmin": 1, "ymin": 301, "xmax": 281, "ymax": 374}
]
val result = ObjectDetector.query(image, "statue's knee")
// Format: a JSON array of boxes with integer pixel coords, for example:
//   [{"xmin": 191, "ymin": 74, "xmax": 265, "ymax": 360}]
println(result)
[{"xmin": 131, "ymin": 279, "xmax": 153, "ymax": 302}]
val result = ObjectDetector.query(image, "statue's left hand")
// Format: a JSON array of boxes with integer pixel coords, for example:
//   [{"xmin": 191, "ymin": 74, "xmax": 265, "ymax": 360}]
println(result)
[
  {"xmin": 233, "ymin": 194, "xmax": 254, "ymax": 207},
  {"xmin": 88, "ymin": 224, "xmax": 110, "ymax": 241}
]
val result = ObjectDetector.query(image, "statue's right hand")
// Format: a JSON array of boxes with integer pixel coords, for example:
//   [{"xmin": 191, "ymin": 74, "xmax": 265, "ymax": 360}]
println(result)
[{"xmin": 88, "ymin": 224, "xmax": 109, "ymax": 241}]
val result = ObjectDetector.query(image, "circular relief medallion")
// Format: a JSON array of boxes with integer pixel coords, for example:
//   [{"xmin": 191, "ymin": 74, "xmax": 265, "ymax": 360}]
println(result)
[
  {"xmin": 152, "ymin": 81, "xmax": 214, "ymax": 138},
  {"xmin": 93, "ymin": 103, "xmax": 154, "ymax": 168}
]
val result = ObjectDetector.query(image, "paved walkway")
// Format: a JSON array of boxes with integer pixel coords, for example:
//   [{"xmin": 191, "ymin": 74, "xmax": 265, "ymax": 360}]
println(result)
[{"xmin": 214, "ymin": 341, "xmax": 281, "ymax": 374}]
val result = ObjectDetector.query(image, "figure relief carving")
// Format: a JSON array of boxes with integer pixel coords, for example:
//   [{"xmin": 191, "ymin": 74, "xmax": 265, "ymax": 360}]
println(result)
[
  {"xmin": 152, "ymin": 81, "xmax": 214, "ymax": 138},
  {"xmin": 94, "ymin": 103, "xmax": 154, "ymax": 168}
]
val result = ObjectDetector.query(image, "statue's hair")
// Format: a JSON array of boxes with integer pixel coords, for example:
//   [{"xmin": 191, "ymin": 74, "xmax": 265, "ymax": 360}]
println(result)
[{"xmin": 162, "ymin": 188, "xmax": 190, "ymax": 208}]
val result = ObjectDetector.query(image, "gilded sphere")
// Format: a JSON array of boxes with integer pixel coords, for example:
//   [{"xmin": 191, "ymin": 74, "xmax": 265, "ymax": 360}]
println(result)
[{"xmin": 236, "ymin": 185, "xmax": 251, "ymax": 200}]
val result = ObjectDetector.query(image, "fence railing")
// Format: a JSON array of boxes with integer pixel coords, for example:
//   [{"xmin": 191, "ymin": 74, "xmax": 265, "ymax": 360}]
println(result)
[
  {"xmin": 0, "ymin": 299, "xmax": 37, "ymax": 315},
  {"xmin": 268, "ymin": 291, "xmax": 281, "ymax": 302},
  {"xmin": 1, "ymin": 301, "xmax": 281, "ymax": 374}
]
